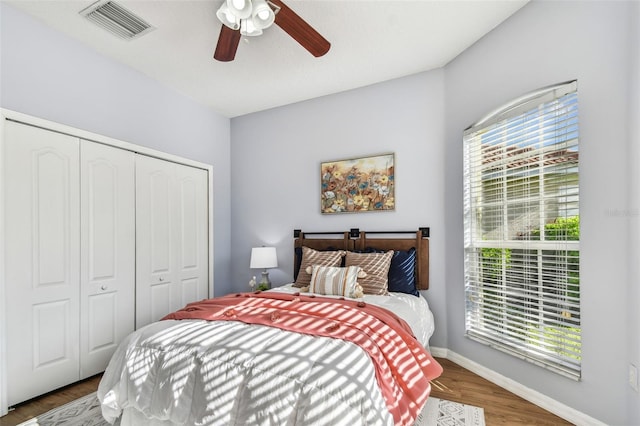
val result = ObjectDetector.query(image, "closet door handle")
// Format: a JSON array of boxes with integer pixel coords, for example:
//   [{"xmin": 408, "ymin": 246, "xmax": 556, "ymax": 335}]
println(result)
[{"xmin": 101, "ymin": 285, "xmax": 108, "ymax": 291}]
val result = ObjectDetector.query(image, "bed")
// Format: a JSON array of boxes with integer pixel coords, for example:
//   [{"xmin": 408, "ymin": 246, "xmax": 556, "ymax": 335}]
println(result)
[{"xmin": 97, "ymin": 228, "xmax": 441, "ymax": 426}]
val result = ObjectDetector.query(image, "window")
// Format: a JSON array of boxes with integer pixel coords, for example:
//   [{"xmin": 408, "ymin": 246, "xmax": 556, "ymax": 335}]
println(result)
[{"xmin": 463, "ymin": 81, "xmax": 580, "ymax": 379}]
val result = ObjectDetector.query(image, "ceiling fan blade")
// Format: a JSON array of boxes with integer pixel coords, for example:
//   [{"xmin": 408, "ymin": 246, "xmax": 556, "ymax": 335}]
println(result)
[
  {"xmin": 214, "ymin": 25, "xmax": 242, "ymax": 62},
  {"xmin": 271, "ymin": 0, "xmax": 330, "ymax": 57}
]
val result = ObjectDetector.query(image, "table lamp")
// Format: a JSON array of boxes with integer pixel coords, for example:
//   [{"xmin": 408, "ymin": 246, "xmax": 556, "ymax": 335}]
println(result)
[{"xmin": 250, "ymin": 246, "xmax": 278, "ymax": 288}]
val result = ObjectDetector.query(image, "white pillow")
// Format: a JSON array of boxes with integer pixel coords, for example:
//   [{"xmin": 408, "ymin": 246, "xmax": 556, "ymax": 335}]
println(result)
[{"xmin": 307, "ymin": 265, "xmax": 365, "ymax": 298}]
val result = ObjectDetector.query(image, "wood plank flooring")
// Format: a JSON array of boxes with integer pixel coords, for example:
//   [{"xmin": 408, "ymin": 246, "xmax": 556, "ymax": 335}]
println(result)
[
  {"xmin": 0, "ymin": 374, "xmax": 102, "ymax": 425},
  {"xmin": 0, "ymin": 357, "xmax": 573, "ymax": 425},
  {"xmin": 430, "ymin": 358, "xmax": 572, "ymax": 425}
]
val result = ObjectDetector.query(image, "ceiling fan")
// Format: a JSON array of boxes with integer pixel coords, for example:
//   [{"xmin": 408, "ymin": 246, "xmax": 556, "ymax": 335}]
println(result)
[{"xmin": 214, "ymin": 0, "xmax": 331, "ymax": 62}]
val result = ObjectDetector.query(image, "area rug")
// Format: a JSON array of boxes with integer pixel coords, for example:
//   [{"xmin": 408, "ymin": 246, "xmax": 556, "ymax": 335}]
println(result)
[
  {"xmin": 17, "ymin": 393, "xmax": 115, "ymax": 426},
  {"xmin": 414, "ymin": 397, "xmax": 486, "ymax": 426},
  {"xmin": 22, "ymin": 393, "xmax": 484, "ymax": 426}
]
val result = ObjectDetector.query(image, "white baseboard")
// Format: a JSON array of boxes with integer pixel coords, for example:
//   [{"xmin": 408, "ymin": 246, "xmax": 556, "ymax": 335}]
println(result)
[
  {"xmin": 430, "ymin": 346, "xmax": 448, "ymax": 358},
  {"xmin": 431, "ymin": 347, "xmax": 606, "ymax": 426}
]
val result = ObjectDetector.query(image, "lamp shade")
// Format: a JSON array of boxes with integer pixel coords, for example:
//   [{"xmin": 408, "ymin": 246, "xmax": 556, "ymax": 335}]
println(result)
[{"xmin": 250, "ymin": 247, "xmax": 278, "ymax": 269}]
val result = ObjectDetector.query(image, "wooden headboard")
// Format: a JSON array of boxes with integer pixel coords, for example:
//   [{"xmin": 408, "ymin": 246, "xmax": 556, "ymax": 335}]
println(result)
[{"xmin": 293, "ymin": 228, "xmax": 430, "ymax": 290}]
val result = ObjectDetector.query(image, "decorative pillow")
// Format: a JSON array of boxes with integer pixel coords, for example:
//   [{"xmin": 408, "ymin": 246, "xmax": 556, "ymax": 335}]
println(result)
[
  {"xmin": 293, "ymin": 246, "xmax": 345, "ymax": 288},
  {"xmin": 294, "ymin": 246, "xmax": 342, "ymax": 278},
  {"xmin": 308, "ymin": 265, "xmax": 365, "ymax": 298},
  {"xmin": 366, "ymin": 247, "xmax": 419, "ymax": 296},
  {"xmin": 345, "ymin": 250, "xmax": 394, "ymax": 295}
]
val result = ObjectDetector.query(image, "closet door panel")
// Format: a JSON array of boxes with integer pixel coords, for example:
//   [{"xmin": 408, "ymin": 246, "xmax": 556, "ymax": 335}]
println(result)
[
  {"xmin": 149, "ymin": 171, "xmax": 173, "ymax": 276},
  {"xmin": 33, "ymin": 301, "xmax": 73, "ymax": 367},
  {"xmin": 87, "ymin": 293, "xmax": 117, "ymax": 348},
  {"xmin": 181, "ymin": 278, "xmax": 200, "ymax": 307},
  {"xmin": 136, "ymin": 155, "xmax": 208, "ymax": 329},
  {"xmin": 151, "ymin": 283, "xmax": 172, "ymax": 322},
  {"xmin": 136, "ymin": 155, "xmax": 178, "ymax": 328},
  {"xmin": 176, "ymin": 166, "xmax": 209, "ymax": 305},
  {"xmin": 80, "ymin": 141, "xmax": 135, "ymax": 378},
  {"xmin": 4, "ymin": 121, "xmax": 80, "ymax": 406}
]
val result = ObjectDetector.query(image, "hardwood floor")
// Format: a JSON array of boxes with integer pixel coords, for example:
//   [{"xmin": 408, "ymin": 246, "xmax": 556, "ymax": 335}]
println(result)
[
  {"xmin": 430, "ymin": 358, "xmax": 573, "ymax": 425},
  {"xmin": 0, "ymin": 375, "xmax": 102, "ymax": 426},
  {"xmin": 0, "ymin": 358, "xmax": 573, "ymax": 425}
]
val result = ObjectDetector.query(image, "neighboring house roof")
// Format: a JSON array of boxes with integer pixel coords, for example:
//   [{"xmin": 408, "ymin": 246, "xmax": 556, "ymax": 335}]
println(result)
[{"xmin": 481, "ymin": 145, "xmax": 579, "ymax": 169}]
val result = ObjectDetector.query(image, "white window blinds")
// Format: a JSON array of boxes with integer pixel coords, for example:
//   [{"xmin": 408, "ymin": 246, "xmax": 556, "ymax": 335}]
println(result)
[{"xmin": 463, "ymin": 81, "xmax": 581, "ymax": 379}]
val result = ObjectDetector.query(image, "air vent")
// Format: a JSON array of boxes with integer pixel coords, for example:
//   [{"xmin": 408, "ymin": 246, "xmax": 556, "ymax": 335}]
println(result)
[{"xmin": 80, "ymin": 1, "xmax": 154, "ymax": 40}]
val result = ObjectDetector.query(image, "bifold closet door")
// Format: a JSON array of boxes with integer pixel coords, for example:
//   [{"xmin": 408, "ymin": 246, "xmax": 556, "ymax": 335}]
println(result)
[
  {"xmin": 4, "ymin": 121, "xmax": 81, "ymax": 406},
  {"xmin": 135, "ymin": 155, "xmax": 209, "ymax": 329},
  {"xmin": 79, "ymin": 141, "xmax": 135, "ymax": 378}
]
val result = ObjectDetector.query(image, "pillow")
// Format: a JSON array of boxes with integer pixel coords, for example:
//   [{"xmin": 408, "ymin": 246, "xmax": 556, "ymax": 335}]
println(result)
[
  {"xmin": 366, "ymin": 247, "xmax": 419, "ymax": 296},
  {"xmin": 345, "ymin": 250, "xmax": 393, "ymax": 295},
  {"xmin": 293, "ymin": 246, "xmax": 345, "ymax": 288},
  {"xmin": 294, "ymin": 246, "xmax": 342, "ymax": 278},
  {"xmin": 308, "ymin": 265, "xmax": 365, "ymax": 298}
]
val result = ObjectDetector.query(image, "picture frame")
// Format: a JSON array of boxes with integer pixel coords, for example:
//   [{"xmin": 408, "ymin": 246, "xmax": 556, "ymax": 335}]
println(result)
[{"xmin": 321, "ymin": 153, "xmax": 395, "ymax": 214}]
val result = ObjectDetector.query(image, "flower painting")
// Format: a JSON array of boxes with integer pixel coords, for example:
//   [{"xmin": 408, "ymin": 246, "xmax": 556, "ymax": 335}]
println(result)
[{"xmin": 321, "ymin": 153, "xmax": 395, "ymax": 214}]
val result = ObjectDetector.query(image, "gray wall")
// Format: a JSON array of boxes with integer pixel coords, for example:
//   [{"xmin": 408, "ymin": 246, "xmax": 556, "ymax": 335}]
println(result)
[
  {"xmin": 627, "ymin": 1, "xmax": 640, "ymax": 424},
  {"xmin": 0, "ymin": 3, "xmax": 233, "ymax": 295},
  {"xmin": 444, "ymin": 1, "xmax": 636, "ymax": 424},
  {"xmin": 231, "ymin": 1, "xmax": 639, "ymax": 424}
]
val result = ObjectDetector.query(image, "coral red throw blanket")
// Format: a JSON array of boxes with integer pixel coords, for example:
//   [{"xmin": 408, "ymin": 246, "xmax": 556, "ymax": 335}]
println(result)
[{"xmin": 163, "ymin": 292, "xmax": 443, "ymax": 425}]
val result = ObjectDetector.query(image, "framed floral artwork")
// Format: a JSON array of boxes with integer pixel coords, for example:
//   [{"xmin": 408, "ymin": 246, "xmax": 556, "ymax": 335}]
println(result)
[{"xmin": 321, "ymin": 153, "xmax": 395, "ymax": 214}]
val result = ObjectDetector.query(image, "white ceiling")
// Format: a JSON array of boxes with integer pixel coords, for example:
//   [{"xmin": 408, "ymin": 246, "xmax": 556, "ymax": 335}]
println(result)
[{"xmin": 6, "ymin": 0, "xmax": 528, "ymax": 118}]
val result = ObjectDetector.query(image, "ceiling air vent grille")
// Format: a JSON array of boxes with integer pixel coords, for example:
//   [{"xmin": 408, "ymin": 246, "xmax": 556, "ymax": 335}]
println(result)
[{"xmin": 80, "ymin": 1, "xmax": 154, "ymax": 40}]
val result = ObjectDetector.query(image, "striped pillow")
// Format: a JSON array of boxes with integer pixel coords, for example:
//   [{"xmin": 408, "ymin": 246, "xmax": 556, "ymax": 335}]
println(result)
[
  {"xmin": 309, "ymin": 265, "xmax": 364, "ymax": 298},
  {"xmin": 294, "ymin": 246, "xmax": 345, "ymax": 287},
  {"xmin": 345, "ymin": 250, "xmax": 394, "ymax": 295}
]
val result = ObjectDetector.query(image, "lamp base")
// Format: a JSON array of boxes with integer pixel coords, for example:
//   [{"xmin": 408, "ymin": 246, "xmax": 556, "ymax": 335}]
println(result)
[{"xmin": 258, "ymin": 270, "xmax": 271, "ymax": 290}]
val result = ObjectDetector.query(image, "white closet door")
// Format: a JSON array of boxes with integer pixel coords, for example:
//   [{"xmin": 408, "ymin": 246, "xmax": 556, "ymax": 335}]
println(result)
[
  {"xmin": 175, "ymin": 163, "xmax": 209, "ymax": 308},
  {"xmin": 4, "ymin": 121, "xmax": 80, "ymax": 406},
  {"xmin": 80, "ymin": 141, "xmax": 135, "ymax": 378},
  {"xmin": 135, "ymin": 155, "xmax": 208, "ymax": 329}
]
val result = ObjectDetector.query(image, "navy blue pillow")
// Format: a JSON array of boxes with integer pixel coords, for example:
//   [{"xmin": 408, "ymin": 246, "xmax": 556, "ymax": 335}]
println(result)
[{"xmin": 365, "ymin": 247, "xmax": 419, "ymax": 296}]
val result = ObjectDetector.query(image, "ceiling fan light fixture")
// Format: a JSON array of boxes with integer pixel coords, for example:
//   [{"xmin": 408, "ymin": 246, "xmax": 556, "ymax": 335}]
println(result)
[
  {"xmin": 226, "ymin": 0, "xmax": 252, "ymax": 20},
  {"xmin": 251, "ymin": 0, "xmax": 275, "ymax": 29},
  {"xmin": 216, "ymin": 3, "xmax": 240, "ymax": 29},
  {"xmin": 240, "ymin": 18, "xmax": 262, "ymax": 36},
  {"xmin": 213, "ymin": 0, "xmax": 330, "ymax": 62}
]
